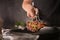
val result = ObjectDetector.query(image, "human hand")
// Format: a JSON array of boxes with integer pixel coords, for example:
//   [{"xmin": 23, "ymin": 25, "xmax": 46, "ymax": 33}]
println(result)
[
  {"xmin": 26, "ymin": 7, "xmax": 38, "ymax": 18},
  {"xmin": 22, "ymin": 2, "xmax": 38, "ymax": 18}
]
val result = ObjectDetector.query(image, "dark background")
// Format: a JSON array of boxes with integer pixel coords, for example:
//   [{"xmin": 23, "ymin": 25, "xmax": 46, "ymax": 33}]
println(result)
[{"xmin": 0, "ymin": 0, "xmax": 28, "ymax": 28}]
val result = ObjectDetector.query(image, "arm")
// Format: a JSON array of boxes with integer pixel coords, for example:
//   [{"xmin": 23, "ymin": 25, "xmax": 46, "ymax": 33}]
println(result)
[
  {"xmin": 23, "ymin": 0, "xmax": 32, "ymax": 3},
  {"xmin": 22, "ymin": 0, "xmax": 32, "ymax": 12},
  {"xmin": 22, "ymin": 0, "xmax": 37, "ymax": 18},
  {"xmin": 22, "ymin": 0, "xmax": 42, "ymax": 32}
]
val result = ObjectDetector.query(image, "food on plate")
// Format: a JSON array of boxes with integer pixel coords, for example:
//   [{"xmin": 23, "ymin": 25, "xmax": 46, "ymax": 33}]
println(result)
[
  {"xmin": 15, "ymin": 21, "xmax": 26, "ymax": 30},
  {"xmin": 15, "ymin": 21, "xmax": 26, "ymax": 26},
  {"xmin": 26, "ymin": 21, "xmax": 45, "ymax": 32}
]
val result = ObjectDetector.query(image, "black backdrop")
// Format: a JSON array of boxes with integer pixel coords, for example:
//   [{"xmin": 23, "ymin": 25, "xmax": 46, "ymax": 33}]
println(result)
[{"xmin": 0, "ymin": 0, "xmax": 28, "ymax": 29}]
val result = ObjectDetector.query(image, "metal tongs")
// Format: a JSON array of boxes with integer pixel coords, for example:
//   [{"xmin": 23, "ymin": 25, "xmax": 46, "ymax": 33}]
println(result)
[
  {"xmin": 31, "ymin": 2, "xmax": 42, "ymax": 22},
  {"xmin": 31, "ymin": 2, "xmax": 46, "ymax": 26},
  {"xmin": 32, "ymin": 8, "xmax": 43, "ymax": 23}
]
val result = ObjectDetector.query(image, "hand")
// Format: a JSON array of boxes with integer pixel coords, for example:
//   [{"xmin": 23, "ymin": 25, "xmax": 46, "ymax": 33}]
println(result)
[
  {"xmin": 26, "ymin": 7, "xmax": 38, "ymax": 18},
  {"xmin": 22, "ymin": 2, "xmax": 38, "ymax": 18}
]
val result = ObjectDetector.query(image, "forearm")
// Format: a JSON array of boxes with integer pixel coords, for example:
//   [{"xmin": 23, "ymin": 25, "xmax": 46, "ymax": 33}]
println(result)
[
  {"xmin": 23, "ymin": 0, "xmax": 32, "ymax": 4},
  {"xmin": 22, "ymin": 0, "xmax": 33, "ymax": 12}
]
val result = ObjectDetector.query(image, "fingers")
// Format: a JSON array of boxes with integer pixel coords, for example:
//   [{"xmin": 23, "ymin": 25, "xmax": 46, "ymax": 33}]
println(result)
[
  {"xmin": 27, "ymin": 8, "xmax": 38, "ymax": 18},
  {"xmin": 27, "ymin": 12, "xmax": 35, "ymax": 18},
  {"xmin": 27, "ymin": 9, "xmax": 35, "ymax": 18}
]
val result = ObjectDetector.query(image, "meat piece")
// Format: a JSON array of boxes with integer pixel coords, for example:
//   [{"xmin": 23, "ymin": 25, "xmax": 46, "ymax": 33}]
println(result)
[{"xmin": 26, "ymin": 21, "xmax": 45, "ymax": 32}]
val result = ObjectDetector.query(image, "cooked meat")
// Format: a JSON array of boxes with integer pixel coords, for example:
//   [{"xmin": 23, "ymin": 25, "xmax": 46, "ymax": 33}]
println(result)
[{"xmin": 26, "ymin": 21, "xmax": 44, "ymax": 32}]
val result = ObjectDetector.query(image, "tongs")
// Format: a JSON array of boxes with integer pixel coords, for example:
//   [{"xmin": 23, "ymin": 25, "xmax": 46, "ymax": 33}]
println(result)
[
  {"xmin": 31, "ymin": 2, "xmax": 46, "ymax": 26},
  {"xmin": 31, "ymin": 2, "xmax": 42, "ymax": 22},
  {"xmin": 31, "ymin": 8, "xmax": 46, "ymax": 27},
  {"xmin": 31, "ymin": 8, "xmax": 43, "ymax": 23}
]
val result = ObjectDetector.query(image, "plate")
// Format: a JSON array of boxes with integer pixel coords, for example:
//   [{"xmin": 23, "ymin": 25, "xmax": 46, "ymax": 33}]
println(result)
[{"xmin": 10, "ymin": 28, "xmax": 41, "ymax": 35}]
